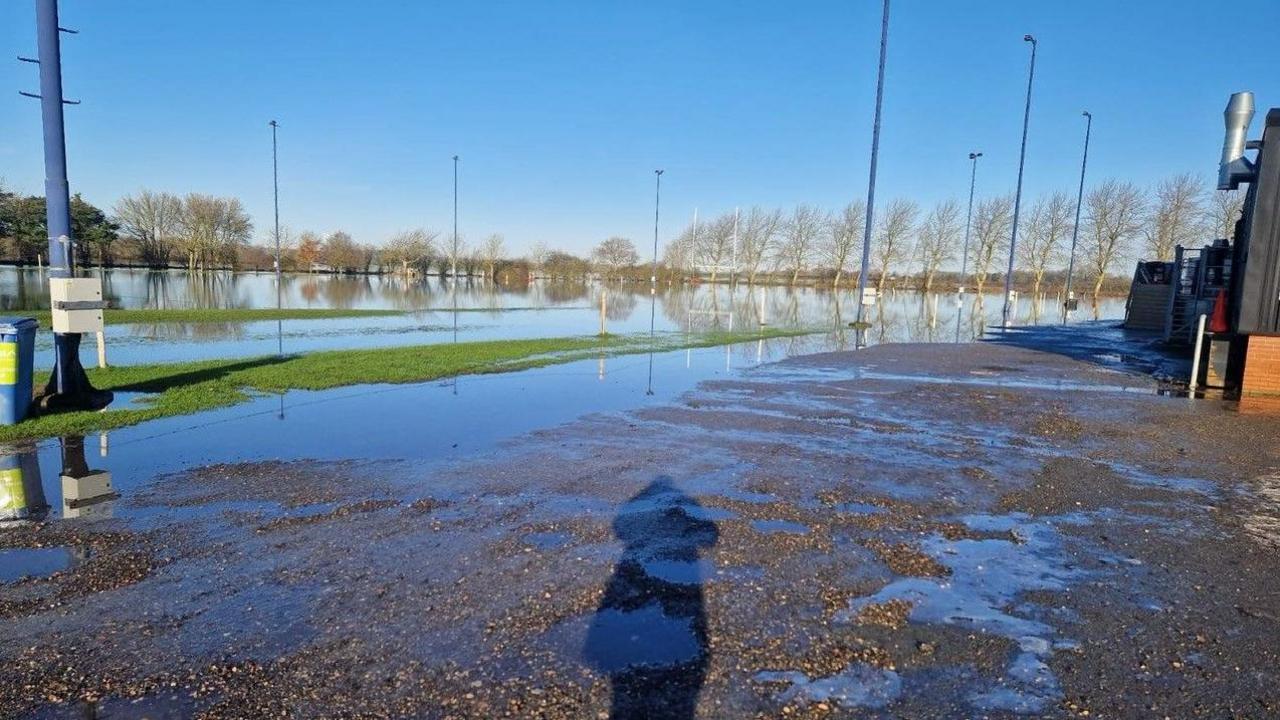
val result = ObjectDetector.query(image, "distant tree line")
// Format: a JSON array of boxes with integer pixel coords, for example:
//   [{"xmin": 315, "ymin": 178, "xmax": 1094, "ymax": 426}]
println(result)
[{"xmin": 0, "ymin": 175, "xmax": 1250, "ymax": 299}]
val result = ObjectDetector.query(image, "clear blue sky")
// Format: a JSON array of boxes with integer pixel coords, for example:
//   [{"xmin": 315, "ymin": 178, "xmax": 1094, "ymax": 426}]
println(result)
[{"xmin": 2, "ymin": 0, "xmax": 1278, "ymax": 258}]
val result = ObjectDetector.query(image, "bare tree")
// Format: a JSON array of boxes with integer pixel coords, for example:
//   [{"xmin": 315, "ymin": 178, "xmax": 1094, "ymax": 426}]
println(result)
[
  {"xmin": 114, "ymin": 190, "xmax": 181, "ymax": 267},
  {"xmin": 696, "ymin": 212, "xmax": 736, "ymax": 283},
  {"xmin": 778, "ymin": 204, "xmax": 825, "ymax": 286},
  {"xmin": 872, "ymin": 199, "xmax": 918, "ymax": 293},
  {"xmin": 1144, "ymin": 173, "xmax": 1205, "ymax": 261},
  {"xmin": 1206, "ymin": 188, "xmax": 1246, "ymax": 240},
  {"xmin": 323, "ymin": 231, "xmax": 362, "ymax": 273},
  {"xmin": 383, "ymin": 229, "xmax": 437, "ymax": 276},
  {"xmin": 970, "ymin": 195, "xmax": 1013, "ymax": 293},
  {"xmin": 528, "ymin": 240, "xmax": 550, "ymax": 276},
  {"xmin": 444, "ymin": 235, "xmax": 468, "ymax": 277},
  {"xmin": 1020, "ymin": 192, "xmax": 1073, "ymax": 297},
  {"xmin": 591, "ymin": 236, "xmax": 639, "ymax": 281},
  {"xmin": 1084, "ymin": 179, "xmax": 1145, "ymax": 301},
  {"xmin": 737, "ymin": 206, "xmax": 782, "ymax": 285},
  {"xmin": 663, "ymin": 231, "xmax": 695, "ymax": 281},
  {"xmin": 822, "ymin": 200, "xmax": 865, "ymax": 288},
  {"xmin": 178, "ymin": 194, "xmax": 252, "ymax": 271},
  {"xmin": 915, "ymin": 199, "xmax": 961, "ymax": 292},
  {"xmin": 479, "ymin": 233, "xmax": 505, "ymax": 280}
]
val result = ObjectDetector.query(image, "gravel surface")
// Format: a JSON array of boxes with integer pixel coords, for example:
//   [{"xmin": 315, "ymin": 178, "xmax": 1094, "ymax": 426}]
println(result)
[{"xmin": 1, "ymin": 342, "xmax": 1278, "ymax": 719}]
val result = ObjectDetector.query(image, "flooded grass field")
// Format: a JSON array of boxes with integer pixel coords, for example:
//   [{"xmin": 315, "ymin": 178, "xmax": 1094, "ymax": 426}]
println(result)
[
  {"xmin": 0, "ymin": 268, "xmax": 1126, "ymax": 366},
  {"xmin": 7, "ymin": 268, "xmax": 1275, "ymax": 719}
]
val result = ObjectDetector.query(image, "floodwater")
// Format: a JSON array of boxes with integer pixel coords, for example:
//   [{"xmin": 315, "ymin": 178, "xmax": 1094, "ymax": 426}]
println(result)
[{"xmin": 0, "ymin": 268, "xmax": 1127, "ymax": 366}]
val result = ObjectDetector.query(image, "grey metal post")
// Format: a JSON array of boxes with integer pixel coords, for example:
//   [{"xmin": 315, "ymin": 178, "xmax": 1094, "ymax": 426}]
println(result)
[
  {"xmin": 855, "ymin": 0, "xmax": 890, "ymax": 324},
  {"xmin": 451, "ymin": 155, "xmax": 459, "ymax": 278},
  {"xmin": 960, "ymin": 152, "xmax": 982, "ymax": 290},
  {"xmin": 1062, "ymin": 111, "xmax": 1092, "ymax": 323},
  {"xmin": 651, "ymin": 170, "xmax": 663, "ymax": 285},
  {"xmin": 270, "ymin": 120, "xmax": 282, "ymax": 356},
  {"xmin": 1002, "ymin": 34, "xmax": 1037, "ymax": 328},
  {"xmin": 30, "ymin": 0, "xmax": 106, "ymax": 408}
]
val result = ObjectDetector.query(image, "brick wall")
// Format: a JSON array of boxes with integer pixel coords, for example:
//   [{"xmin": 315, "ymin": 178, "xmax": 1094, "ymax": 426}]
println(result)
[{"xmin": 1242, "ymin": 336, "xmax": 1280, "ymax": 397}]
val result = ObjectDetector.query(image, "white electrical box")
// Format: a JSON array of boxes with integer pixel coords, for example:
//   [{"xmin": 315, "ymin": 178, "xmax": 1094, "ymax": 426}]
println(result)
[
  {"xmin": 61, "ymin": 470, "xmax": 113, "ymax": 501},
  {"xmin": 50, "ymin": 278, "xmax": 106, "ymax": 333}
]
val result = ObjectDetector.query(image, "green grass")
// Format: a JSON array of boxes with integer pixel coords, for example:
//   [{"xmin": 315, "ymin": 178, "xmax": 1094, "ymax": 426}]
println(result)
[
  {"xmin": 0, "ymin": 328, "xmax": 819, "ymax": 441},
  {"xmin": 15, "ymin": 308, "xmax": 403, "ymax": 327}
]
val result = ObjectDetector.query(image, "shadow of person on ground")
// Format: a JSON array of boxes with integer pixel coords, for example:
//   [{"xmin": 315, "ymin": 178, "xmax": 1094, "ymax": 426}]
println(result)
[{"xmin": 584, "ymin": 476, "xmax": 720, "ymax": 720}]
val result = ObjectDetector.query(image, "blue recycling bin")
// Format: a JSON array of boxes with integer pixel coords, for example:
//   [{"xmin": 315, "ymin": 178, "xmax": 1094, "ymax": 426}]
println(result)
[{"xmin": 0, "ymin": 317, "xmax": 39, "ymax": 425}]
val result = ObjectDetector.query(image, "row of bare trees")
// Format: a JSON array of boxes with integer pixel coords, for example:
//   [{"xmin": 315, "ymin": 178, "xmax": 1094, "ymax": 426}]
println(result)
[
  {"xmin": 114, "ymin": 190, "xmax": 253, "ymax": 270},
  {"xmin": 659, "ymin": 174, "xmax": 1247, "ymax": 301}
]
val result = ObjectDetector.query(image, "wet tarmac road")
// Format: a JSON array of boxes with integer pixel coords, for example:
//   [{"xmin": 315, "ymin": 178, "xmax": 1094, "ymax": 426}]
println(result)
[{"xmin": 1, "ymin": 341, "xmax": 1278, "ymax": 718}]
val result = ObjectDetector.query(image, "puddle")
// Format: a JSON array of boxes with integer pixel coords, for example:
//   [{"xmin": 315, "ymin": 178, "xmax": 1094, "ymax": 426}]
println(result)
[
  {"xmin": 0, "ymin": 547, "xmax": 73, "ymax": 583},
  {"xmin": 578, "ymin": 603, "xmax": 703, "ymax": 671},
  {"xmin": 839, "ymin": 512, "xmax": 1085, "ymax": 714},
  {"xmin": 755, "ymin": 663, "xmax": 902, "ymax": 709}
]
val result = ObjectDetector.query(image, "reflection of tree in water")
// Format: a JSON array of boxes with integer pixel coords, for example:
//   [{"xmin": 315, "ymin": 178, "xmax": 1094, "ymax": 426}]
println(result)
[
  {"xmin": 543, "ymin": 281, "xmax": 591, "ymax": 305},
  {"xmin": 318, "ymin": 275, "xmax": 373, "ymax": 309},
  {"xmin": 599, "ymin": 286, "xmax": 638, "ymax": 321},
  {"xmin": 585, "ymin": 478, "xmax": 718, "ymax": 720},
  {"xmin": 131, "ymin": 321, "xmax": 247, "ymax": 342}
]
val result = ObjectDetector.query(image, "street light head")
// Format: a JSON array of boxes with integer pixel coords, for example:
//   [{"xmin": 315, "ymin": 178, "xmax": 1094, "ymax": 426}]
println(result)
[
  {"xmin": 655, "ymin": 169, "xmax": 664, "ymax": 176},
  {"xmin": 969, "ymin": 152, "xmax": 982, "ymax": 160},
  {"xmin": 1023, "ymin": 34, "xmax": 1035, "ymax": 43},
  {"xmin": 453, "ymin": 155, "xmax": 459, "ymax": 161},
  {"xmin": 269, "ymin": 120, "xmax": 277, "ymax": 127},
  {"xmin": 1082, "ymin": 110, "xmax": 1091, "ymax": 118}
]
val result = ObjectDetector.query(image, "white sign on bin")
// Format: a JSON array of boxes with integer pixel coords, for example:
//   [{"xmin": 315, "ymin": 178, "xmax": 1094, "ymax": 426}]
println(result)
[{"xmin": 50, "ymin": 278, "xmax": 105, "ymax": 334}]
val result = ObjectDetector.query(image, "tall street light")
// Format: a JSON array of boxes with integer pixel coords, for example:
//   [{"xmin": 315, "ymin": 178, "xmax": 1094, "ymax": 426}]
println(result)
[
  {"xmin": 1062, "ymin": 110, "xmax": 1092, "ymax": 323},
  {"xmin": 855, "ymin": 0, "xmax": 891, "ymax": 326},
  {"xmin": 269, "ymin": 120, "xmax": 282, "ymax": 357},
  {"xmin": 959, "ymin": 151, "xmax": 982, "ymax": 292},
  {"xmin": 451, "ymin": 155, "xmax": 460, "ymax": 279},
  {"xmin": 1002, "ymin": 33, "xmax": 1037, "ymax": 328},
  {"xmin": 647, "ymin": 169, "xmax": 664, "ymax": 396}
]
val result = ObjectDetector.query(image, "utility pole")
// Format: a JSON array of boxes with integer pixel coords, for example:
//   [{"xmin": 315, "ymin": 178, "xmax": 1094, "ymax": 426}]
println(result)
[
  {"xmin": 1002, "ymin": 34, "xmax": 1037, "ymax": 328},
  {"xmin": 855, "ymin": 0, "xmax": 891, "ymax": 325},
  {"xmin": 270, "ymin": 120, "xmax": 282, "ymax": 357},
  {"xmin": 650, "ymin": 170, "xmax": 663, "ymax": 286},
  {"xmin": 959, "ymin": 152, "xmax": 982, "ymax": 292},
  {"xmin": 26, "ymin": 0, "xmax": 109, "ymax": 410},
  {"xmin": 1062, "ymin": 111, "xmax": 1092, "ymax": 323},
  {"xmin": 452, "ymin": 155, "xmax": 459, "ymax": 279}
]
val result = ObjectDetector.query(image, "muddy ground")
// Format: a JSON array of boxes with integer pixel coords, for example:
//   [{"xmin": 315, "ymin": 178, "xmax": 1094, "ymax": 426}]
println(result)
[{"xmin": 2, "ymin": 343, "xmax": 1279, "ymax": 719}]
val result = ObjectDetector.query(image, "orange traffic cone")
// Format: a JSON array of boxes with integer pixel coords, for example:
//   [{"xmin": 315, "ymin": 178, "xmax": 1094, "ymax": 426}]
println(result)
[{"xmin": 1209, "ymin": 289, "xmax": 1229, "ymax": 333}]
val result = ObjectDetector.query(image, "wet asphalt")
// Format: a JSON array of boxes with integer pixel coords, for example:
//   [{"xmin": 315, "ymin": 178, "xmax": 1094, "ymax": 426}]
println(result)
[{"xmin": 1, "ymin": 341, "xmax": 1279, "ymax": 719}]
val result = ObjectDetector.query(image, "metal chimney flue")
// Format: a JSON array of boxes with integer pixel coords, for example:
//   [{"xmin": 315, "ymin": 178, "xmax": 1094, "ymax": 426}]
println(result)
[{"xmin": 1219, "ymin": 91, "xmax": 1256, "ymax": 189}]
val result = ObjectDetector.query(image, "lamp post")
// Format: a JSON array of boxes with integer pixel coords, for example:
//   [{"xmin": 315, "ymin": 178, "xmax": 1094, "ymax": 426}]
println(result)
[
  {"xmin": 959, "ymin": 151, "xmax": 982, "ymax": 292},
  {"xmin": 855, "ymin": 0, "xmax": 891, "ymax": 325},
  {"xmin": 1002, "ymin": 34, "xmax": 1037, "ymax": 328},
  {"xmin": 647, "ymin": 169, "xmax": 664, "ymax": 396},
  {"xmin": 30, "ymin": 0, "xmax": 109, "ymax": 410},
  {"xmin": 269, "ymin": 120, "xmax": 282, "ymax": 357},
  {"xmin": 1062, "ymin": 111, "xmax": 1092, "ymax": 323},
  {"xmin": 451, "ymin": 155, "xmax": 459, "ymax": 279}
]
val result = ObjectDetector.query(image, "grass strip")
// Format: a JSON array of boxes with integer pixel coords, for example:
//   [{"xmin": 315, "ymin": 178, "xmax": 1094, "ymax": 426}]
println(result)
[{"xmin": 0, "ymin": 328, "xmax": 819, "ymax": 442}]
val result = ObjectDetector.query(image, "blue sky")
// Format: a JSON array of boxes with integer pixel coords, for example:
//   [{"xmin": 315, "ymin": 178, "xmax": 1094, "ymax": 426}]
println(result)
[{"xmin": 2, "ymin": 0, "xmax": 1278, "ymax": 258}]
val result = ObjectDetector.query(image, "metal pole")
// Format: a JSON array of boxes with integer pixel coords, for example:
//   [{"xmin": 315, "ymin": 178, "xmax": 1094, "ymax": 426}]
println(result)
[
  {"xmin": 1002, "ymin": 34, "xmax": 1037, "ymax": 328},
  {"xmin": 33, "ymin": 0, "xmax": 105, "ymax": 407},
  {"xmin": 1189, "ymin": 313, "xmax": 1207, "ymax": 396},
  {"xmin": 855, "ymin": 0, "xmax": 890, "ymax": 324},
  {"xmin": 452, "ymin": 155, "xmax": 459, "ymax": 279},
  {"xmin": 960, "ymin": 152, "xmax": 982, "ymax": 291},
  {"xmin": 270, "ymin": 120, "xmax": 282, "ymax": 357},
  {"xmin": 1062, "ymin": 111, "xmax": 1092, "ymax": 323},
  {"xmin": 651, "ymin": 170, "xmax": 663, "ymax": 285}
]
